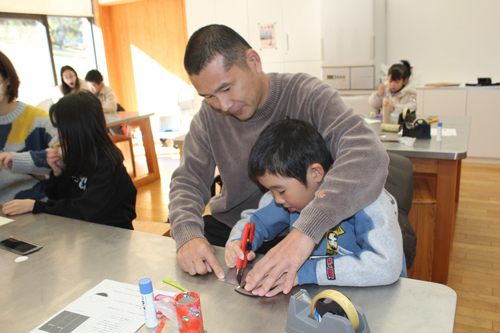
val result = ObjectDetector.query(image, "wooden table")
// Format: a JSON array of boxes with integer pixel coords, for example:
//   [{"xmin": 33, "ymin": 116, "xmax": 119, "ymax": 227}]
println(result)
[
  {"xmin": 372, "ymin": 115, "xmax": 471, "ymax": 284},
  {"xmin": 106, "ymin": 112, "xmax": 160, "ymax": 187},
  {"xmin": 172, "ymin": 134, "xmax": 186, "ymax": 158},
  {"xmin": 0, "ymin": 213, "xmax": 457, "ymax": 332}
]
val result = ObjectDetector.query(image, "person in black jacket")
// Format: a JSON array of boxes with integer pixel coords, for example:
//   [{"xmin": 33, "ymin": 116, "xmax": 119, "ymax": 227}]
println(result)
[{"xmin": 3, "ymin": 91, "xmax": 137, "ymax": 230}]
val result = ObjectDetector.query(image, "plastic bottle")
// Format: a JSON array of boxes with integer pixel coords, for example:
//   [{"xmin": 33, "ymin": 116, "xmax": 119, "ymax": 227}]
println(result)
[
  {"xmin": 139, "ymin": 278, "xmax": 158, "ymax": 328},
  {"xmin": 436, "ymin": 122, "xmax": 442, "ymax": 142}
]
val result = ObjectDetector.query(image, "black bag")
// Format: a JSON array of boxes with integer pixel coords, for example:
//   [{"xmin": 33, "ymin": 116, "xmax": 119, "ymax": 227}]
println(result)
[{"xmin": 402, "ymin": 118, "xmax": 431, "ymax": 139}]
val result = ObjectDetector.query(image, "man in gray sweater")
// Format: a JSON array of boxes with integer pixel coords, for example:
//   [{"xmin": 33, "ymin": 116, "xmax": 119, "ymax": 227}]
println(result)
[{"xmin": 168, "ymin": 24, "xmax": 389, "ymax": 296}]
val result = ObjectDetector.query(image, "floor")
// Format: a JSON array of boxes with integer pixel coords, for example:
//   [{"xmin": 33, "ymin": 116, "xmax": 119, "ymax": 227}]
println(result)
[{"xmin": 132, "ymin": 146, "xmax": 500, "ymax": 331}]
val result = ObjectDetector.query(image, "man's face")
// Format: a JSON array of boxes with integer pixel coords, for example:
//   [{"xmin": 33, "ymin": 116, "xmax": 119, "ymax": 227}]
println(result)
[
  {"xmin": 189, "ymin": 53, "xmax": 264, "ymax": 121},
  {"xmin": 87, "ymin": 81, "xmax": 103, "ymax": 95}
]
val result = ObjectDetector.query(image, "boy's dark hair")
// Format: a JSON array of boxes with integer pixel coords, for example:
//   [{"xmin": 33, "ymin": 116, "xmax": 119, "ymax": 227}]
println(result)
[
  {"xmin": 388, "ymin": 60, "xmax": 412, "ymax": 81},
  {"xmin": 248, "ymin": 119, "xmax": 334, "ymax": 186},
  {"xmin": 49, "ymin": 91, "xmax": 123, "ymax": 177},
  {"xmin": 0, "ymin": 51, "xmax": 20, "ymax": 103},
  {"xmin": 60, "ymin": 65, "xmax": 80, "ymax": 96},
  {"xmin": 184, "ymin": 24, "xmax": 251, "ymax": 76},
  {"xmin": 85, "ymin": 69, "xmax": 103, "ymax": 84}
]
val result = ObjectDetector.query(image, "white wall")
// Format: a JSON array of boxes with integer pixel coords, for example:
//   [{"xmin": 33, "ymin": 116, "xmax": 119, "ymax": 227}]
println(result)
[{"xmin": 387, "ymin": 0, "xmax": 500, "ymax": 86}]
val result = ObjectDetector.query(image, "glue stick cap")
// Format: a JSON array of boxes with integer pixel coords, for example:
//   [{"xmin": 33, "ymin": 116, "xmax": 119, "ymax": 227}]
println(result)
[
  {"xmin": 438, "ymin": 122, "xmax": 443, "ymax": 127},
  {"xmin": 139, "ymin": 278, "xmax": 153, "ymax": 294}
]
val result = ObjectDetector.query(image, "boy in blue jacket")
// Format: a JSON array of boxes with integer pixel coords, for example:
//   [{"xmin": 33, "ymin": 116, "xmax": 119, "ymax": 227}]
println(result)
[{"xmin": 225, "ymin": 118, "xmax": 406, "ymax": 297}]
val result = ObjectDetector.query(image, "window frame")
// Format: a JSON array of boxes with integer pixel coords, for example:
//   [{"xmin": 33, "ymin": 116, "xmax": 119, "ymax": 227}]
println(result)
[{"xmin": 0, "ymin": 12, "xmax": 97, "ymax": 87}]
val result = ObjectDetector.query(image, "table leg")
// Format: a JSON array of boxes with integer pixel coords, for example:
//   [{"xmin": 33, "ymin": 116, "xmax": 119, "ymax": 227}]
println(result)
[
  {"xmin": 431, "ymin": 160, "xmax": 459, "ymax": 284},
  {"xmin": 133, "ymin": 118, "xmax": 161, "ymax": 187}
]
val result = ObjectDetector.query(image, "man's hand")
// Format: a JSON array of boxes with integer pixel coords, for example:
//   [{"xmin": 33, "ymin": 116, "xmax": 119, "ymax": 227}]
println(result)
[
  {"xmin": 244, "ymin": 228, "xmax": 315, "ymax": 296},
  {"xmin": 47, "ymin": 147, "xmax": 63, "ymax": 176},
  {"xmin": 176, "ymin": 238, "xmax": 225, "ymax": 279},
  {"xmin": 0, "ymin": 152, "xmax": 13, "ymax": 169},
  {"xmin": 262, "ymin": 272, "xmax": 299, "ymax": 297},
  {"xmin": 2, "ymin": 199, "xmax": 35, "ymax": 216},
  {"xmin": 225, "ymin": 240, "xmax": 256, "ymax": 268}
]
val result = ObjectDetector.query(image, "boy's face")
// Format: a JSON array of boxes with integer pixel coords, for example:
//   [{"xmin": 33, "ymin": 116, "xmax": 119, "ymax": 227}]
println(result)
[
  {"xmin": 257, "ymin": 165, "xmax": 324, "ymax": 213},
  {"xmin": 87, "ymin": 81, "xmax": 103, "ymax": 95}
]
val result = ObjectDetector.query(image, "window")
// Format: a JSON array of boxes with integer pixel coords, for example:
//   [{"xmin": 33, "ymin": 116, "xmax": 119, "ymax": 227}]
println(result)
[
  {"xmin": 48, "ymin": 16, "xmax": 96, "ymax": 83},
  {"xmin": 0, "ymin": 13, "xmax": 96, "ymax": 107}
]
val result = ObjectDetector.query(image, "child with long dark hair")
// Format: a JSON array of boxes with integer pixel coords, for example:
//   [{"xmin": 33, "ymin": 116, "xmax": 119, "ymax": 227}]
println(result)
[
  {"xmin": 3, "ymin": 91, "xmax": 137, "ymax": 230},
  {"xmin": 369, "ymin": 60, "xmax": 417, "ymax": 123},
  {"xmin": 52, "ymin": 65, "xmax": 88, "ymax": 103}
]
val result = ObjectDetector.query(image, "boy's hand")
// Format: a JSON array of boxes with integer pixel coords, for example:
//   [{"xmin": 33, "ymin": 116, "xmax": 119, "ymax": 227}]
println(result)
[
  {"xmin": 2, "ymin": 199, "xmax": 35, "ymax": 216},
  {"xmin": 225, "ymin": 240, "xmax": 256, "ymax": 268},
  {"xmin": 47, "ymin": 147, "xmax": 63, "ymax": 176},
  {"xmin": 0, "ymin": 152, "xmax": 13, "ymax": 169},
  {"xmin": 377, "ymin": 83, "xmax": 385, "ymax": 97}
]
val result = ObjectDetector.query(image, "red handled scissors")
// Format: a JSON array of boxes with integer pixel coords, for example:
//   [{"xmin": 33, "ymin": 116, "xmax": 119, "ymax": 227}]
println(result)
[{"xmin": 236, "ymin": 222, "xmax": 255, "ymax": 287}]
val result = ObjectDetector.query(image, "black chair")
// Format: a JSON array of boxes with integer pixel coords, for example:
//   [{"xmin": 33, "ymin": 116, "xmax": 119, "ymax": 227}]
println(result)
[{"xmin": 384, "ymin": 152, "xmax": 417, "ymax": 269}]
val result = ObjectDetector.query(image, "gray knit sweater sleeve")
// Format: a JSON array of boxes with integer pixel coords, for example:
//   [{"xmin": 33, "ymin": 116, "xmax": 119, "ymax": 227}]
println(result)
[
  {"xmin": 282, "ymin": 74, "xmax": 389, "ymax": 243},
  {"xmin": 168, "ymin": 107, "xmax": 217, "ymax": 249}
]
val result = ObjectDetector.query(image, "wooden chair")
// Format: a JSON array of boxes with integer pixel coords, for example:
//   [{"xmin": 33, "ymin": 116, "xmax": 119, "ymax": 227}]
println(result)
[
  {"xmin": 110, "ymin": 133, "xmax": 136, "ymax": 177},
  {"xmin": 109, "ymin": 103, "xmax": 136, "ymax": 177}
]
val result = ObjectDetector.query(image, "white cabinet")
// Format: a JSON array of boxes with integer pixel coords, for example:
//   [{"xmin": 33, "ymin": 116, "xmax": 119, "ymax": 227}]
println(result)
[
  {"xmin": 417, "ymin": 87, "xmax": 500, "ymax": 160},
  {"xmin": 320, "ymin": 0, "xmax": 386, "ymax": 84},
  {"xmin": 185, "ymin": 0, "xmax": 322, "ymax": 79},
  {"xmin": 246, "ymin": 0, "xmax": 322, "ymax": 78},
  {"xmin": 419, "ymin": 88, "xmax": 467, "ymax": 117},
  {"xmin": 466, "ymin": 89, "xmax": 500, "ymax": 159}
]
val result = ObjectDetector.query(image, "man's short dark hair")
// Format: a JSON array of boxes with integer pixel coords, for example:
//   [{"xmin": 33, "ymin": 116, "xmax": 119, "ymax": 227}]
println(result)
[
  {"xmin": 184, "ymin": 24, "xmax": 252, "ymax": 76},
  {"xmin": 85, "ymin": 69, "xmax": 103, "ymax": 85},
  {"xmin": 248, "ymin": 119, "xmax": 334, "ymax": 186}
]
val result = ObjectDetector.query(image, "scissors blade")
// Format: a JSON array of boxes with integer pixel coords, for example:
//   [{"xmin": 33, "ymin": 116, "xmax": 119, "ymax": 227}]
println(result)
[{"xmin": 236, "ymin": 267, "xmax": 244, "ymax": 286}]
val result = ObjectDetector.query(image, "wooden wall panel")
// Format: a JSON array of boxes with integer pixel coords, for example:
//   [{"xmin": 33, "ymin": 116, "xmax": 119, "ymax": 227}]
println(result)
[{"xmin": 97, "ymin": 0, "xmax": 189, "ymax": 111}]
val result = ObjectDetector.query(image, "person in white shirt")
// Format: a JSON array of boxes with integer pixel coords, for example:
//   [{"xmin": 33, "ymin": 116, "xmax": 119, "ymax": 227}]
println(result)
[
  {"xmin": 368, "ymin": 60, "xmax": 417, "ymax": 123},
  {"xmin": 85, "ymin": 70, "xmax": 118, "ymax": 116}
]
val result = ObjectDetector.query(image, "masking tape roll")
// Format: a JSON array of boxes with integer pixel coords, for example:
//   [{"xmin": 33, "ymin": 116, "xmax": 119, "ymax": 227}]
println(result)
[
  {"xmin": 412, "ymin": 117, "xmax": 429, "ymax": 128},
  {"xmin": 381, "ymin": 123, "xmax": 400, "ymax": 132},
  {"xmin": 310, "ymin": 290, "xmax": 359, "ymax": 331},
  {"xmin": 402, "ymin": 107, "xmax": 409, "ymax": 121}
]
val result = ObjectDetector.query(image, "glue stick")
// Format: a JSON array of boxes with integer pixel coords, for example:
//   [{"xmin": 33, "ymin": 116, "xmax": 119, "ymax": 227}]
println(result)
[
  {"xmin": 139, "ymin": 278, "xmax": 158, "ymax": 328},
  {"xmin": 436, "ymin": 122, "xmax": 442, "ymax": 142}
]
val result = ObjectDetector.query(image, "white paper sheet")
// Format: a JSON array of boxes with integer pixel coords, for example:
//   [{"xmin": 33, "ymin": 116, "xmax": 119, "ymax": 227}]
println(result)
[
  {"xmin": 365, "ymin": 118, "xmax": 381, "ymax": 124},
  {"xmin": 431, "ymin": 128, "xmax": 457, "ymax": 136},
  {"xmin": 31, "ymin": 279, "xmax": 176, "ymax": 333},
  {"xmin": 0, "ymin": 216, "xmax": 14, "ymax": 226}
]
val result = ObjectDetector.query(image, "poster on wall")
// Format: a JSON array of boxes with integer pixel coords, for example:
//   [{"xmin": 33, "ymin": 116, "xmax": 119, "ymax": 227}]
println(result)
[{"xmin": 259, "ymin": 23, "xmax": 276, "ymax": 50}]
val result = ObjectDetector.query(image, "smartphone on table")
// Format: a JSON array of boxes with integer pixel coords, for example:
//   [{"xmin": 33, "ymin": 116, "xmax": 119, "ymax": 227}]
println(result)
[{"xmin": 0, "ymin": 236, "xmax": 43, "ymax": 255}]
